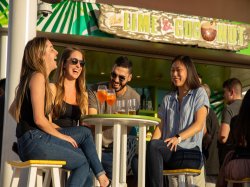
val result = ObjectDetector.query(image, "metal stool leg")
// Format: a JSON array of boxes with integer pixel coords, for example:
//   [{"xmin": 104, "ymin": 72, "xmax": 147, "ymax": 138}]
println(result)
[
  {"xmin": 243, "ymin": 183, "xmax": 250, "ymax": 187},
  {"xmin": 36, "ymin": 169, "xmax": 43, "ymax": 187},
  {"xmin": 187, "ymin": 175, "xmax": 194, "ymax": 187},
  {"xmin": 227, "ymin": 181, "xmax": 233, "ymax": 187},
  {"xmin": 10, "ymin": 168, "xmax": 20, "ymax": 187},
  {"xmin": 178, "ymin": 175, "xmax": 185, "ymax": 187},
  {"xmin": 27, "ymin": 167, "xmax": 38, "ymax": 187},
  {"xmin": 51, "ymin": 167, "xmax": 61, "ymax": 187},
  {"xmin": 43, "ymin": 169, "xmax": 51, "ymax": 187}
]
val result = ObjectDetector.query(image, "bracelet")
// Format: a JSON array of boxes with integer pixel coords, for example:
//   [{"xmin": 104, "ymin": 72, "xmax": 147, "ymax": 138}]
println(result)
[{"xmin": 175, "ymin": 134, "xmax": 182, "ymax": 143}]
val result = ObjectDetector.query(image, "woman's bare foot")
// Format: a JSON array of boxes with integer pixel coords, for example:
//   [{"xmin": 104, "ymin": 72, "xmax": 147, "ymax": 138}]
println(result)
[{"xmin": 98, "ymin": 174, "xmax": 110, "ymax": 187}]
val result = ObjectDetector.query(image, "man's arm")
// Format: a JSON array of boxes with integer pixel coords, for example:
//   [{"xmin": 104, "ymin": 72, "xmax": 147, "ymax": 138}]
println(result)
[
  {"xmin": 219, "ymin": 122, "xmax": 230, "ymax": 143},
  {"xmin": 88, "ymin": 107, "xmax": 97, "ymax": 115},
  {"xmin": 219, "ymin": 105, "xmax": 231, "ymax": 144}
]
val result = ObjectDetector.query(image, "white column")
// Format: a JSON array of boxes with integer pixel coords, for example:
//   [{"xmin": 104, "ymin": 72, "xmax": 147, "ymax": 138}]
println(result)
[
  {"xmin": 0, "ymin": 34, "xmax": 8, "ymax": 79},
  {"xmin": 0, "ymin": 0, "xmax": 37, "ymax": 186}
]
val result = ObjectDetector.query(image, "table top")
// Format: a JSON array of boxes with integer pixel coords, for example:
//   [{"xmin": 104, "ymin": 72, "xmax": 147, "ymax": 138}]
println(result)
[{"xmin": 81, "ymin": 114, "xmax": 160, "ymax": 126}]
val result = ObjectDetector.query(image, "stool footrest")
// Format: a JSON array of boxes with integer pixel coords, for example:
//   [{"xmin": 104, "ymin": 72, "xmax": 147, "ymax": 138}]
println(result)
[
  {"xmin": 163, "ymin": 168, "xmax": 201, "ymax": 176},
  {"xmin": 226, "ymin": 178, "xmax": 250, "ymax": 183}
]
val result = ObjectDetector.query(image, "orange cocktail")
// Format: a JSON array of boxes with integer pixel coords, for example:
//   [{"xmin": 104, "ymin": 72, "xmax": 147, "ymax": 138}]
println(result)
[
  {"xmin": 106, "ymin": 94, "xmax": 116, "ymax": 106},
  {"xmin": 97, "ymin": 90, "xmax": 107, "ymax": 103},
  {"xmin": 106, "ymin": 89, "xmax": 116, "ymax": 113},
  {"xmin": 97, "ymin": 85, "xmax": 107, "ymax": 114}
]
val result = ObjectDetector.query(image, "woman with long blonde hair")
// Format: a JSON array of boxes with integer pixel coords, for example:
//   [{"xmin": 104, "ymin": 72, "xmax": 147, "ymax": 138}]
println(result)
[
  {"xmin": 50, "ymin": 47, "xmax": 110, "ymax": 186},
  {"xmin": 10, "ymin": 37, "xmax": 110, "ymax": 187}
]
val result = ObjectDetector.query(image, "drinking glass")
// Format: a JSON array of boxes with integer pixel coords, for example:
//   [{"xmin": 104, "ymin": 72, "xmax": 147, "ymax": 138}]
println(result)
[
  {"xmin": 116, "ymin": 99, "xmax": 127, "ymax": 114},
  {"xmin": 128, "ymin": 98, "xmax": 137, "ymax": 115},
  {"xmin": 106, "ymin": 89, "xmax": 116, "ymax": 114},
  {"xmin": 97, "ymin": 85, "xmax": 107, "ymax": 114}
]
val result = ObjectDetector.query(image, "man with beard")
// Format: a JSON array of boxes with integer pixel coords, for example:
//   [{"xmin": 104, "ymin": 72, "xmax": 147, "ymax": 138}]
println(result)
[{"xmin": 88, "ymin": 56, "xmax": 140, "ymax": 180}]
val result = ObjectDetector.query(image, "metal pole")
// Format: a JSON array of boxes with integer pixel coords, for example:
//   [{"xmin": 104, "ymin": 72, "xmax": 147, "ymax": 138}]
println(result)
[
  {"xmin": 0, "ymin": 0, "xmax": 37, "ymax": 186},
  {"xmin": 0, "ymin": 34, "xmax": 8, "ymax": 79}
]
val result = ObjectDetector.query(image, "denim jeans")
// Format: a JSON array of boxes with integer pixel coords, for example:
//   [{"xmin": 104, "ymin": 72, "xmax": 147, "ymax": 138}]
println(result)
[
  {"xmin": 102, "ymin": 151, "xmax": 113, "ymax": 179},
  {"xmin": 17, "ymin": 126, "xmax": 104, "ymax": 187},
  {"xmin": 101, "ymin": 135, "xmax": 137, "ymax": 179},
  {"xmin": 146, "ymin": 139, "xmax": 202, "ymax": 187}
]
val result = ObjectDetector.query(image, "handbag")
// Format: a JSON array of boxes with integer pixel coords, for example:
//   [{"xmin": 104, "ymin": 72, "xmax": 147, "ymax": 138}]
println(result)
[{"xmin": 166, "ymin": 146, "xmax": 203, "ymax": 170}]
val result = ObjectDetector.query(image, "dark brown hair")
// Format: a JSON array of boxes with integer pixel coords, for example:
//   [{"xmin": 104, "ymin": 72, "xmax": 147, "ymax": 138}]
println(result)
[
  {"xmin": 223, "ymin": 78, "xmax": 242, "ymax": 96},
  {"xmin": 113, "ymin": 56, "xmax": 133, "ymax": 74},
  {"xmin": 235, "ymin": 89, "xmax": 250, "ymax": 147},
  {"xmin": 171, "ymin": 55, "xmax": 200, "ymax": 91}
]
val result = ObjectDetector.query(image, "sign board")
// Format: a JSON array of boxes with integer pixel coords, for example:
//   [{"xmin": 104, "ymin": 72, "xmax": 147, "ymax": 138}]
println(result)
[{"xmin": 99, "ymin": 4, "xmax": 250, "ymax": 51}]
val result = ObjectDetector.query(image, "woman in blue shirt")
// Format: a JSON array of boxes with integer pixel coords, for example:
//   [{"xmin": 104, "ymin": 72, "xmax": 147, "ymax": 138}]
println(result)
[{"xmin": 147, "ymin": 56, "xmax": 209, "ymax": 187}]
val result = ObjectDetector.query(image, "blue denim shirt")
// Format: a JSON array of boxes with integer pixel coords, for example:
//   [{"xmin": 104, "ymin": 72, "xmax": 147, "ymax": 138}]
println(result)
[{"xmin": 158, "ymin": 87, "xmax": 209, "ymax": 151}]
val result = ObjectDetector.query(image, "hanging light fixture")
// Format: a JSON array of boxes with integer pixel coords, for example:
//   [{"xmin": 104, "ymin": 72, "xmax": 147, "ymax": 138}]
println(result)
[{"xmin": 37, "ymin": 0, "xmax": 53, "ymax": 17}]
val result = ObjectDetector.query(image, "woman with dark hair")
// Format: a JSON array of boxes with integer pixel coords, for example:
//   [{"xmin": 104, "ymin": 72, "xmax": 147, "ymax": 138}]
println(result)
[
  {"xmin": 147, "ymin": 55, "xmax": 209, "ymax": 187},
  {"xmin": 9, "ymin": 38, "xmax": 110, "ymax": 187},
  {"xmin": 217, "ymin": 89, "xmax": 250, "ymax": 187},
  {"xmin": 234, "ymin": 91, "xmax": 250, "ymax": 147}
]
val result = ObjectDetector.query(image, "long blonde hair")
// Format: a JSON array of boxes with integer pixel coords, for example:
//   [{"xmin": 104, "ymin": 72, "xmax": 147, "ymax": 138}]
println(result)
[
  {"xmin": 52, "ymin": 47, "xmax": 88, "ymax": 119},
  {"xmin": 14, "ymin": 37, "xmax": 53, "ymax": 122}
]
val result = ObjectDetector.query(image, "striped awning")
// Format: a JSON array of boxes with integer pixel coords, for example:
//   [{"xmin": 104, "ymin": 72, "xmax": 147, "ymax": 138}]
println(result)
[
  {"xmin": 0, "ymin": 0, "xmax": 8, "ymax": 28},
  {"xmin": 37, "ymin": 0, "xmax": 112, "ymax": 37}
]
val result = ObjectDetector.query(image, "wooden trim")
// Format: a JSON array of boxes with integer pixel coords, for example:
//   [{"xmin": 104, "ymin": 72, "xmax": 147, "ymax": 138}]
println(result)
[{"xmin": 38, "ymin": 31, "xmax": 250, "ymax": 69}]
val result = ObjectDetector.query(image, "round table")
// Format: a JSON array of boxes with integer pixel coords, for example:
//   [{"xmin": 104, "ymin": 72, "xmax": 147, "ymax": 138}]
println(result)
[{"xmin": 82, "ymin": 114, "xmax": 160, "ymax": 187}]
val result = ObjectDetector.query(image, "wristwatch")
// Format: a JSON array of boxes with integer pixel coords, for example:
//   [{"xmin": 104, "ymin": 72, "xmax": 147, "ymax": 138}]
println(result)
[{"xmin": 175, "ymin": 134, "xmax": 182, "ymax": 143}]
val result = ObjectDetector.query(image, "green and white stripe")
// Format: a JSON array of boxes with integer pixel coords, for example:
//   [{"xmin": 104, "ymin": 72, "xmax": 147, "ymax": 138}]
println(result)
[
  {"xmin": 0, "ymin": 0, "xmax": 8, "ymax": 28},
  {"xmin": 37, "ymin": 0, "xmax": 111, "ymax": 37}
]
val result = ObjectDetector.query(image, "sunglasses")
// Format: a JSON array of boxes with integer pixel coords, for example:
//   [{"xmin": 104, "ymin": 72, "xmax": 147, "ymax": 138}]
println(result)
[
  {"xmin": 68, "ymin": 58, "xmax": 85, "ymax": 67},
  {"xmin": 111, "ymin": 71, "xmax": 126, "ymax": 82}
]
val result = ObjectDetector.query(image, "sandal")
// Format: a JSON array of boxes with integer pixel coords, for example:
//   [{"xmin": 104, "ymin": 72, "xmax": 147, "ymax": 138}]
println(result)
[{"xmin": 107, "ymin": 179, "xmax": 111, "ymax": 187}]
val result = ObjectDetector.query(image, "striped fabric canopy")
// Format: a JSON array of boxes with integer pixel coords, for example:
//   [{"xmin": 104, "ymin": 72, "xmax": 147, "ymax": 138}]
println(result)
[
  {"xmin": 37, "ymin": 0, "xmax": 112, "ymax": 37},
  {"xmin": 0, "ymin": 0, "xmax": 8, "ymax": 28}
]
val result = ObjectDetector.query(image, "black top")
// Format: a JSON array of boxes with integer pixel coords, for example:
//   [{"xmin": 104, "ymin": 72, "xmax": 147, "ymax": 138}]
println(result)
[
  {"xmin": 203, "ymin": 109, "xmax": 220, "ymax": 175},
  {"xmin": 53, "ymin": 101, "xmax": 81, "ymax": 128},
  {"xmin": 218, "ymin": 100, "xmax": 242, "ymax": 166},
  {"xmin": 16, "ymin": 89, "xmax": 38, "ymax": 138}
]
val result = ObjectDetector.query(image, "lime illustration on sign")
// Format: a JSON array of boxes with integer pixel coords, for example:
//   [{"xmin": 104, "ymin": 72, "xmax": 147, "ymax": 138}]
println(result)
[
  {"xmin": 37, "ymin": 0, "xmax": 111, "ymax": 37},
  {"xmin": 98, "ymin": 4, "xmax": 250, "ymax": 51},
  {"xmin": 0, "ymin": 0, "xmax": 8, "ymax": 28}
]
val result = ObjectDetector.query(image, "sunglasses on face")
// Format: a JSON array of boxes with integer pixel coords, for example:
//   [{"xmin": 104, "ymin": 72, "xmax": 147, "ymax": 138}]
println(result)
[
  {"xmin": 110, "ymin": 71, "xmax": 126, "ymax": 82},
  {"xmin": 68, "ymin": 58, "xmax": 85, "ymax": 67}
]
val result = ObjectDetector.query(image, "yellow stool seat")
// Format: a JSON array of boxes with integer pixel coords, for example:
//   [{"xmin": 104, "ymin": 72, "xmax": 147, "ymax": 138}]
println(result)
[
  {"xmin": 226, "ymin": 178, "xmax": 250, "ymax": 187},
  {"xmin": 163, "ymin": 168, "xmax": 201, "ymax": 187},
  {"xmin": 8, "ymin": 160, "xmax": 66, "ymax": 187}
]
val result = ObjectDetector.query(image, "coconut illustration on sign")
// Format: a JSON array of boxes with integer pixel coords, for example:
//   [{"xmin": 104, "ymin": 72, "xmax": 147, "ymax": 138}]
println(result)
[{"xmin": 201, "ymin": 21, "xmax": 217, "ymax": 41}]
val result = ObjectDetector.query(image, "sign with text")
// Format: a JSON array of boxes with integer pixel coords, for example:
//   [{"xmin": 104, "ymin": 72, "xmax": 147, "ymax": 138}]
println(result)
[{"xmin": 98, "ymin": 4, "xmax": 250, "ymax": 51}]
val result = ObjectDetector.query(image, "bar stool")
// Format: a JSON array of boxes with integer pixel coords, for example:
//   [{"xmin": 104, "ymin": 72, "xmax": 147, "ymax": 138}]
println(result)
[
  {"xmin": 226, "ymin": 178, "xmax": 250, "ymax": 187},
  {"xmin": 8, "ymin": 160, "xmax": 66, "ymax": 187},
  {"xmin": 163, "ymin": 168, "xmax": 201, "ymax": 187}
]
